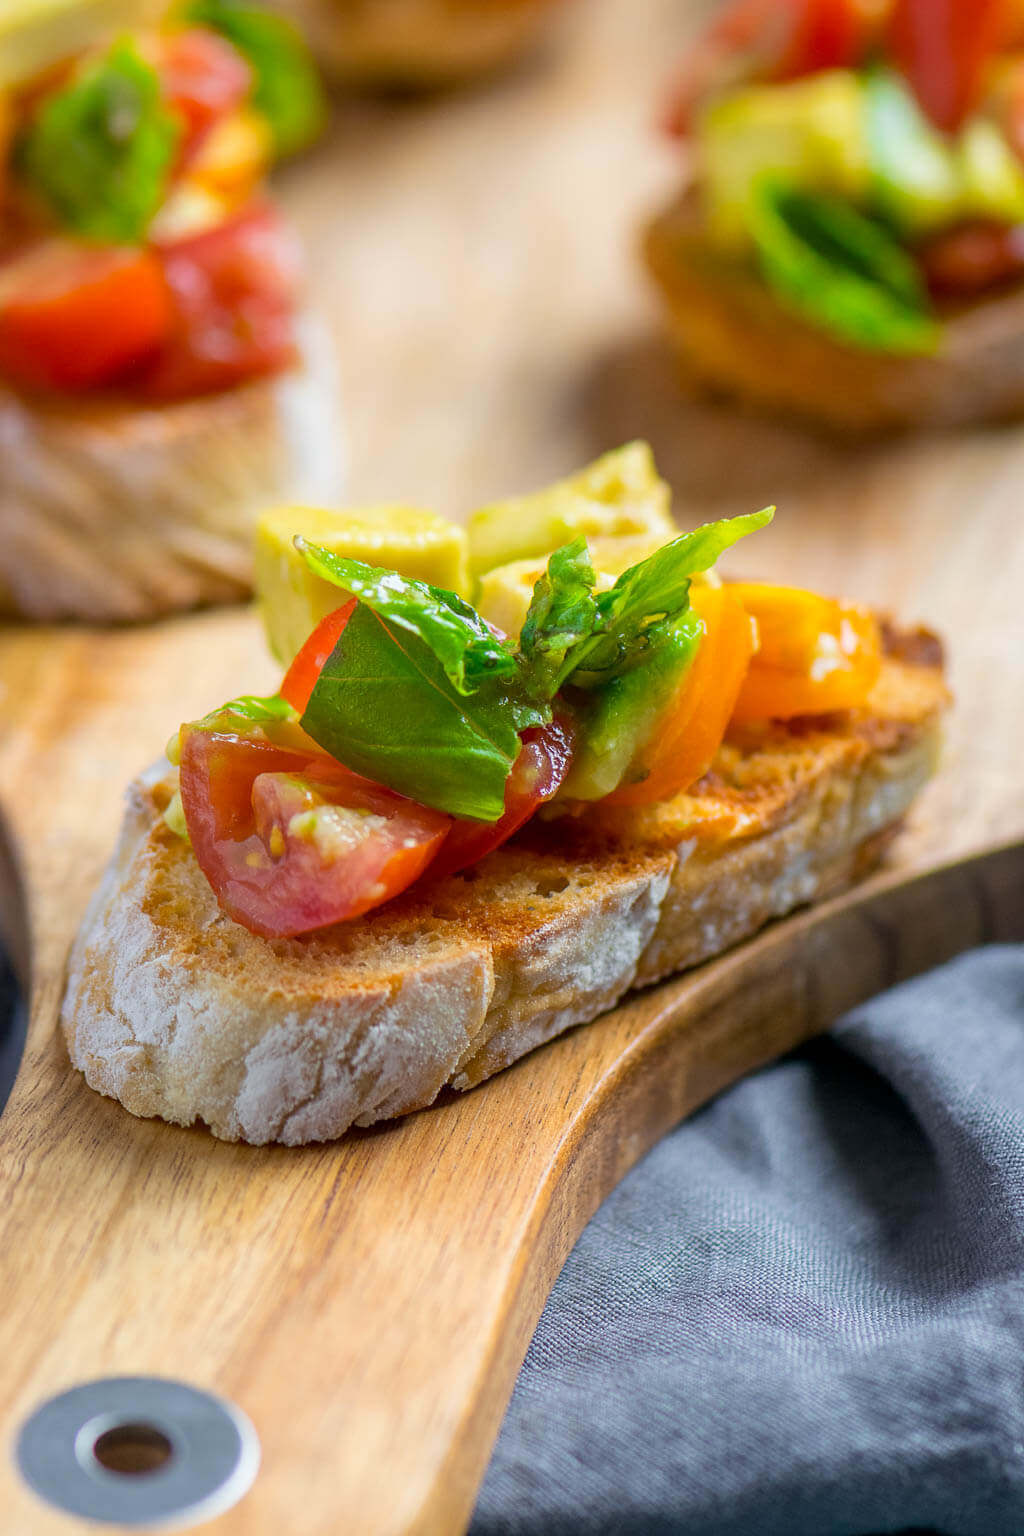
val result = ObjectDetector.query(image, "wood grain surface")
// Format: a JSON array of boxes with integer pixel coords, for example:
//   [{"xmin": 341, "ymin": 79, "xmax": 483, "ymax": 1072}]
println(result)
[{"xmin": 1, "ymin": 0, "xmax": 1024, "ymax": 1531}]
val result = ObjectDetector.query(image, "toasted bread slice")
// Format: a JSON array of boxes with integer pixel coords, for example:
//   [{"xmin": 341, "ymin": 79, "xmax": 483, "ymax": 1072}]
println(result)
[
  {"xmin": 645, "ymin": 191, "xmax": 1024, "ymax": 432},
  {"xmin": 275, "ymin": 0, "xmax": 559, "ymax": 84},
  {"xmin": 60, "ymin": 626, "xmax": 947, "ymax": 1144},
  {"xmin": 0, "ymin": 319, "xmax": 344, "ymax": 623}
]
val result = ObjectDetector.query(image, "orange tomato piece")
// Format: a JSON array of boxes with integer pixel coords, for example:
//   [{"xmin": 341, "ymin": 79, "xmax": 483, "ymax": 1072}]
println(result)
[
  {"xmin": 728, "ymin": 582, "xmax": 882, "ymax": 723},
  {"xmin": 602, "ymin": 583, "xmax": 756, "ymax": 808}
]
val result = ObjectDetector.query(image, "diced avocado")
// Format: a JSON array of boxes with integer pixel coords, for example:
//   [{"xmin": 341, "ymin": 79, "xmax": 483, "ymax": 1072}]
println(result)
[
  {"xmin": 866, "ymin": 71, "xmax": 1024, "ymax": 236},
  {"xmin": 700, "ymin": 70, "xmax": 870, "ymax": 250},
  {"xmin": 467, "ymin": 442, "xmax": 675, "ymax": 583},
  {"xmin": 959, "ymin": 117, "xmax": 1024, "ymax": 225},
  {"xmin": 477, "ymin": 532, "xmax": 678, "ymax": 642},
  {"xmin": 865, "ymin": 70, "xmax": 962, "ymax": 236},
  {"xmin": 255, "ymin": 504, "xmax": 471, "ymax": 666},
  {"xmin": 0, "ymin": 0, "xmax": 163, "ymax": 89},
  {"xmin": 560, "ymin": 614, "xmax": 703, "ymax": 802}
]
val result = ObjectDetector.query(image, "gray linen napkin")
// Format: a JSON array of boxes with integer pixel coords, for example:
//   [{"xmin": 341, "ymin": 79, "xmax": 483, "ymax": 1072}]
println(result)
[{"xmin": 471, "ymin": 946, "xmax": 1024, "ymax": 1536}]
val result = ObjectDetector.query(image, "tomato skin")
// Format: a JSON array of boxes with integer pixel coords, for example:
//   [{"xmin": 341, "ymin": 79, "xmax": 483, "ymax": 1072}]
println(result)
[
  {"xmin": 888, "ymin": 0, "xmax": 1007, "ymax": 133},
  {"xmin": 281, "ymin": 601, "xmax": 357, "ymax": 712},
  {"xmin": 0, "ymin": 242, "xmax": 172, "ymax": 393},
  {"xmin": 602, "ymin": 585, "xmax": 756, "ymax": 808},
  {"xmin": 429, "ymin": 716, "xmax": 576, "ymax": 879},
  {"xmin": 180, "ymin": 722, "xmax": 451, "ymax": 938},
  {"xmin": 144, "ymin": 203, "xmax": 300, "ymax": 399},
  {"xmin": 917, "ymin": 221, "xmax": 1024, "ymax": 295},
  {"xmin": 664, "ymin": 0, "xmax": 871, "ymax": 136},
  {"xmin": 160, "ymin": 29, "xmax": 252, "ymax": 166},
  {"xmin": 728, "ymin": 583, "xmax": 882, "ymax": 722}
]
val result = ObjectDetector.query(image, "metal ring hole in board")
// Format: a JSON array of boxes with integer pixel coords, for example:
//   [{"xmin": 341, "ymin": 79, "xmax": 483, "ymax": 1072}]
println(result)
[{"xmin": 16, "ymin": 1376, "xmax": 260, "ymax": 1529}]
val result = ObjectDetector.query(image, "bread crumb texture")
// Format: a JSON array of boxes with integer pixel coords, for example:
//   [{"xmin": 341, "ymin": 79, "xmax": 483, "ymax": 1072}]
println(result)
[{"xmin": 61, "ymin": 641, "xmax": 948, "ymax": 1143}]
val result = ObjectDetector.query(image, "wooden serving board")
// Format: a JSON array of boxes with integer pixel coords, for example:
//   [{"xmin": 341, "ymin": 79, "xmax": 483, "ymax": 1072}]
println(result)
[{"xmin": 1, "ymin": 0, "xmax": 1024, "ymax": 1529}]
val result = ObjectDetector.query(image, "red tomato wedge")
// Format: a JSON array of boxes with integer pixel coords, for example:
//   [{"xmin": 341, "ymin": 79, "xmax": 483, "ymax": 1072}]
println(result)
[
  {"xmin": 179, "ymin": 721, "xmax": 451, "ymax": 937},
  {"xmin": 728, "ymin": 583, "xmax": 882, "ymax": 722},
  {"xmin": 664, "ymin": 0, "xmax": 871, "ymax": 136},
  {"xmin": 602, "ymin": 584, "xmax": 756, "ymax": 808},
  {"xmin": 160, "ymin": 28, "xmax": 252, "ymax": 165},
  {"xmin": 918, "ymin": 221, "xmax": 1024, "ymax": 295},
  {"xmin": 429, "ymin": 716, "xmax": 576, "ymax": 880},
  {"xmin": 888, "ymin": 0, "xmax": 1007, "ymax": 133},
  {"xmin": 281, "ymin": 601, "xmax": 357, "ymax": 712},
  {"xmin": 0, "ymin": 242, "xmax": 172, "ymax": 393},
  {"xmin": 144, "ymin": 204, "xmax": 300, "ymax": 400}
]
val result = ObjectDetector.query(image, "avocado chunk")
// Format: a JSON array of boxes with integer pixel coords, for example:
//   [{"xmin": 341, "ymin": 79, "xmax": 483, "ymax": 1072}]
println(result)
[
  {"xmin": 866, "ymin": 70, "xmax": 1024, "ymax": 235},
  {"xmin": 0, "ymin": 0, "xmax": 163, "ymax": 88},
  {"xmin": 467, "ymin": 442, "xmax": 675, "ymax": 584},
  {"xmin": 700, "ymin": 69, "xmax": 870, "ymax": 250},
  {"xmin": 561, "ymin": 613, "xmax": 703, "ymax": 802},
  {"xmin": 476, "ymin": 532, "xmax": 679, "ymax": 642},
  {"xmin": 256, "ymin": 504, "xmax": 471, "ymax": 666}
]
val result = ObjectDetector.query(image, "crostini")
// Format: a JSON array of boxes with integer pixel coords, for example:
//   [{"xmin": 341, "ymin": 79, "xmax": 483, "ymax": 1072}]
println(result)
[
  {"xmin": 269, "ymin": 0, "xmax": 567, "ymax": 87},
  {"xmin": 0, "ymin": 0, "xmax": 342, "ymax": 622},
  {"xmin": 62, "ymin": 445, "xmax": 949, "ymax": 1144},
  {"xmin": 646, "ymin": 0, "xmax": 1024, "ymax": 430}
]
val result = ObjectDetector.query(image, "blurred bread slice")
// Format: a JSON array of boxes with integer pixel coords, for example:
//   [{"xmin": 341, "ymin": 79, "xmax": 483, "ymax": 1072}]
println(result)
[
  {"xmin": 276, "ymin": 0, "xmax": 561, "ymax": 85},
  {"xmin": 61, "ymin": 629, "xmax": 947, "ymax": 1144},
  {"xmin": 0, "ymin": 317, "xmax": 345, "ymax": 623},
  {"xmin": 646, "ymin": 189, "xmax": 1024, "ymax": 432}
]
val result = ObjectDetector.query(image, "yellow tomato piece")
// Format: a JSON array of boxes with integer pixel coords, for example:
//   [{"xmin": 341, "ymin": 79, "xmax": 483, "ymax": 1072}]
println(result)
[
  {"xmin": 729, "ymin": 582, "xmax": 882, "ymax": 723},
  {"xmin": 602, "ymin": 583, "xmax": 756, "ymax": 808},
  {"xmin": 188, "ymin": 106, "xmax": 271, "ymax": 203}
]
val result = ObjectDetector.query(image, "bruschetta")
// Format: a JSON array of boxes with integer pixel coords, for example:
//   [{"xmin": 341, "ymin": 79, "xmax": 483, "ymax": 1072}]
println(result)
[
  {"xmin": 0, "ymin": 0, "xmax": 343, "ymax": 621},
  {"xmin": 61, "ymin": 445, "xmax": 949, "ymax": 1142},
  {"xmin": 272, "ymin": 0, "xmax": 567, "ymax": 86},
  {"xmin": 646, "ymin": 0, "xmax": 1024, "ymax": 430}
]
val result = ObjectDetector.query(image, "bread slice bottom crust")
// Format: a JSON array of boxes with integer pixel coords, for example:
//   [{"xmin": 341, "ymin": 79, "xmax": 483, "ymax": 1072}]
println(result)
[
  {"xmin": 60, "ymin": 633, "xmax": 948, "ymax": 1144},
  {"xmin": 645, "ymin": 191, "xmax": 1024, "ymax": 432},
  {"xmin": 0, "ymin": 317, "xmax": 344, "ymax": 623}
]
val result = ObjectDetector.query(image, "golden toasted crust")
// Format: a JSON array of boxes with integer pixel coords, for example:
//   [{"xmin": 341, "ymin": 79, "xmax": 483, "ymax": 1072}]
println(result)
[
  {"xmin": 645, "ymin": 191, "xmax": 1024, "ymax": 432},
  {"xmin": 0, "ymin": 318, "xmax": 344, "ymax": 623},
  {"xmin": 60, "ymin": 637, "xmax": 948, "ymax": 1144},
  {"xmin": 273, "ymin": 0, "xmax": 559, "ymax": 84}
]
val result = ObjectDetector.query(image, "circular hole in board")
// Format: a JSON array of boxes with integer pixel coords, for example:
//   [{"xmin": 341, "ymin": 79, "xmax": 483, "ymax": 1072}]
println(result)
[{"xmin": 92, "ymin": 1421, "xmax": 176, "ymax": 1477}]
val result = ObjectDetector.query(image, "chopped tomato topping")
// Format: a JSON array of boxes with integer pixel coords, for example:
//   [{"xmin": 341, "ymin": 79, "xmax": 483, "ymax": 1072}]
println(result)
[
  {"xmin": 429, "ymin": 716, "xmax": 576, "ymax": 879},
  {"xmin": 160, "ymin": 28, "xmax": 252, "ymax": 167},
  {"xmin": 602, "ymin": 584, "xmax": 757, "ymax": 807},
  {"xmin": 0, "ymin": 242, "xmax": 171, "ymax": 393},
  {"xmin": 888, "ymin": 0, "xmax": 1007, "ymax": 133},
  {"xmin": 143, "ymin": 203, "xmax": 300, "ymax": 399},
  {"xmin": 281, "ymin": 601, "xmax": 357, "ymax": 713},
  {"xmin": 179, "ymin": 720, "xmax": 450, "ymax": 938},
  {"xmin": 917, "ymin": 221, "xmax": 1024, "ymax": 295},
  {"xmin": 728, "ymin": 583, "xmax": 882, "ymax": 722},
  {"xmin": 664, "ymin": 0, "xmax": 872, "ymax": 136}
]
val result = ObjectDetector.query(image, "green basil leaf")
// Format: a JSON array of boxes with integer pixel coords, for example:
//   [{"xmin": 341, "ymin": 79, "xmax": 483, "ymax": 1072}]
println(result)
[
  {"xmin": 301, "ymin": 602, "xmax": 530, "ymax": 821},
  {"xmin": 185, "ymin": 0, "xmax": 326, "ymax": 156},
  {"xmin": 298, "ymin": 540, "xmax": 521, "ymax": 697},
  {"xmin": 518, "ymin": 537, "xmax": 601, "ymax": 700},
  {"xmin": 18, "ymin": 40, "xmax": 179, "ymax": 243},
  {"xmin": 749, "ymin": 180, "xmax": 940, "ymax": 354},
  {"xmin": 565, "ymin": 508, "xmax": 773, "ymax": 687}
]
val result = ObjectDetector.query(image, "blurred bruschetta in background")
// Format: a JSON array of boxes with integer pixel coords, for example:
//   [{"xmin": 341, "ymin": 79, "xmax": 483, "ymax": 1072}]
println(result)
[
  {"xmin": 271, "ymin": 0, "xmax": 568, "ymax": 87},
  {"xmin": 0, "ymin": 0, "xmax": 343, "ymax": 622},
  {"xmin": 645, "ymin": 0, "xmax": 1024, "ymax": 431}
]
